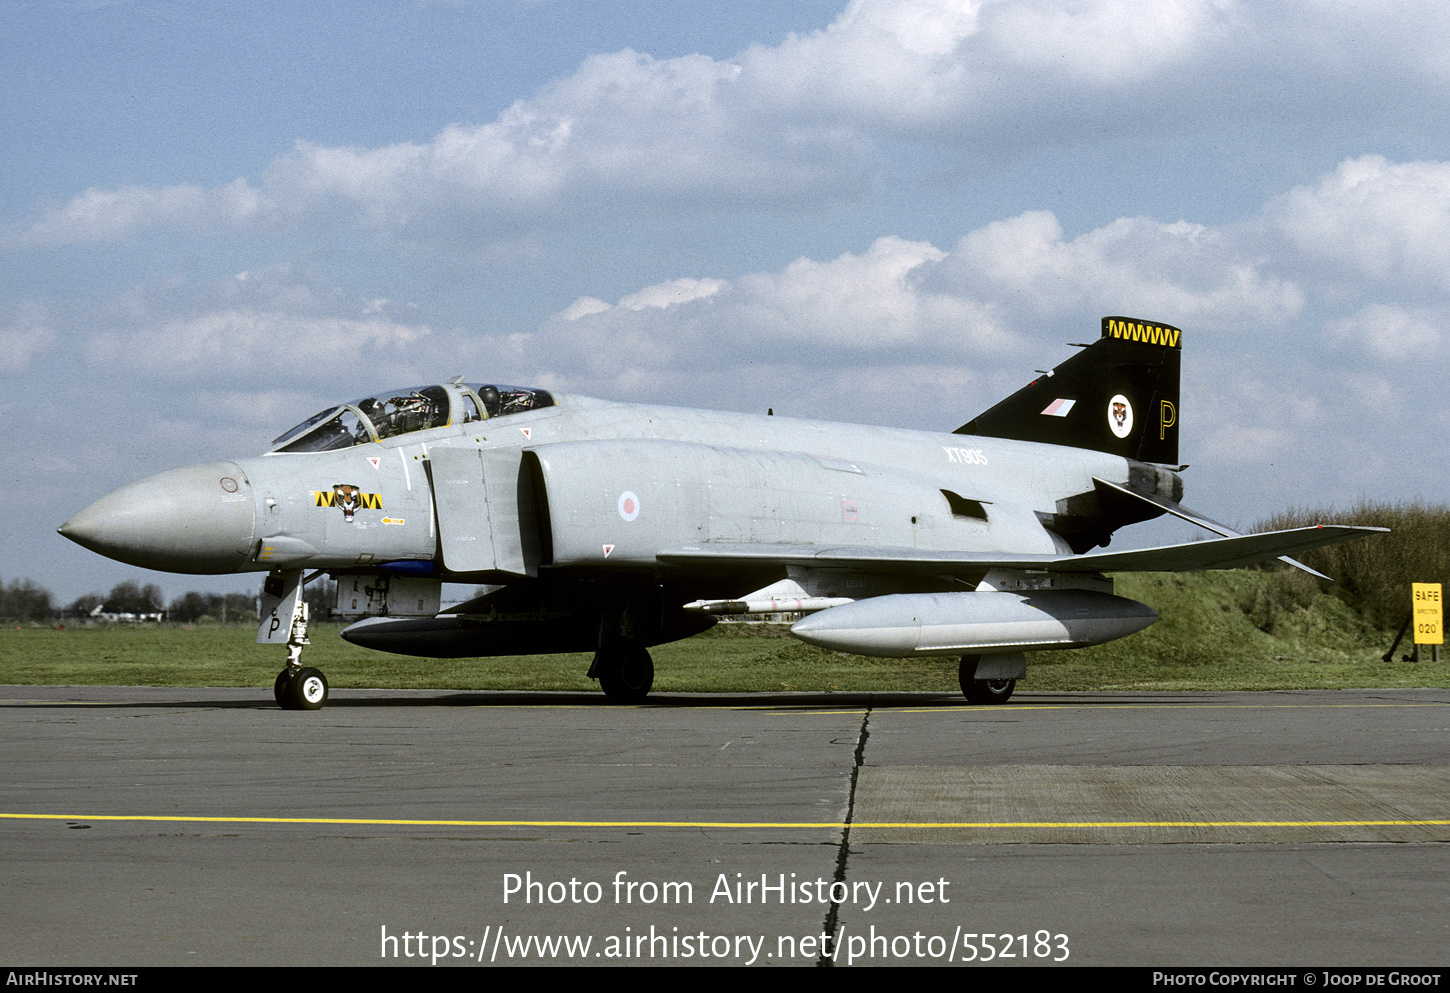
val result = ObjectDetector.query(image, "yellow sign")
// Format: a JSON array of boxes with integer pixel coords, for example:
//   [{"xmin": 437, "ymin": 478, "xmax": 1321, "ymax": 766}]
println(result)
[{"xmin": 1413, "ymin": 583, "xmax": 1443, "ymax": 645}]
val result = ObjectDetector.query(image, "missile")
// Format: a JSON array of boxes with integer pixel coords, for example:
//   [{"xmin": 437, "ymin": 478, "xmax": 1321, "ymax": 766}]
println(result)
[
  {"xmin": 682, "ymin": 595, "xmax": 853, "ymax": 615},
  {"xmin": 789, "ymin": 590, "xmax": 1157, "ymax": 658}
]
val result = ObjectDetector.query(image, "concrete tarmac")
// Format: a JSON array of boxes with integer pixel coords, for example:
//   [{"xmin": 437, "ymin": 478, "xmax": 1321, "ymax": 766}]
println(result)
[{"xmin": 1, "ymin": 686, "xmax": 1447, "ymax": 967}]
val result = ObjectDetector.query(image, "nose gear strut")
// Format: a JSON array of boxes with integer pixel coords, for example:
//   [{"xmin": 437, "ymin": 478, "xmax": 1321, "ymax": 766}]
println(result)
[{"xmin": 260, "ymin": 569, "xmax": 329, "ymax": 710}]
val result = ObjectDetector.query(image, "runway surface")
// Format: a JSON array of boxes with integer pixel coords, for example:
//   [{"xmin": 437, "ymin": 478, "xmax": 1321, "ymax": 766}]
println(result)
[{"xmin": 1, "ymin": 685, "xmax": 1447, "ymax": 967}]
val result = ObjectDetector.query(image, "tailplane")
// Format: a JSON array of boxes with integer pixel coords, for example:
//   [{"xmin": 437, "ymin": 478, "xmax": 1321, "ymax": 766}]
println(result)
[{"xmin": 957, "ymin": 316, "xmax": 1182, "ymax": 465}]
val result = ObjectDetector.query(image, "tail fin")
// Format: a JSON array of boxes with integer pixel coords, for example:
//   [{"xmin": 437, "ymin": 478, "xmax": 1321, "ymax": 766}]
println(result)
[{"xmin": 956, "ymin": 316, "xmax": 1182, "ymax": 465}]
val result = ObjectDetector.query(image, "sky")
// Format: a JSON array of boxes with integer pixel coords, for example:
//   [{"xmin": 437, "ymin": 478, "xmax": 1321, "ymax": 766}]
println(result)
[{"xmin": 4, "ymin": 0, "xmax": 1449, "ymax": 606}]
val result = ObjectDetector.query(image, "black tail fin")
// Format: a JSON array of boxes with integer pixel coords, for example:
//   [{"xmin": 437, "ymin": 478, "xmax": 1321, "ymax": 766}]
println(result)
[{"xmin": 956, "ymin": 316, "xmax": 1182, "ymax": 465}]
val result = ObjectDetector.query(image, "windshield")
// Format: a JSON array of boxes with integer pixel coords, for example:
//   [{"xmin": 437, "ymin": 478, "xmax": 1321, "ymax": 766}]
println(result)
[
  {"xmin": 358, "ymin": 386, "xmax": 450, "ymax": 440},
  {"xmin": 269, "ymin": 383, "xmax": 554, "ymax": 453}
]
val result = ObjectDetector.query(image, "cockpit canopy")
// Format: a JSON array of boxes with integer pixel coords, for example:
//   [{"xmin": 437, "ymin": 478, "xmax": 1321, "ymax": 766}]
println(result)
[{"xmin": 269, "ymin": 383, "xmax": 555, "ymax": 454}]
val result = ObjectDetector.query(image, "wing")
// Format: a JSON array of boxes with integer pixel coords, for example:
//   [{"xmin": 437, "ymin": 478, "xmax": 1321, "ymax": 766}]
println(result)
[{"xmin": 657, "ymin": 524, "xmax": 1386, "ymax": 577}]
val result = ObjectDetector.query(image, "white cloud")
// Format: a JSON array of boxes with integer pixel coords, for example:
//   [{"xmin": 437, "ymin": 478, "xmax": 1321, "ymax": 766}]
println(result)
[
  {"xmin": 617, "ymin": 278, "xmax": 726, "ymax": 312},
  {"xmin": 559, "ymin": 297, "xmax": 613, "ymax": 320},
  {"xmin": 845, "ymin": 0, "xmax": 987, "ymax": 57},
  {"xmin": 1198, "ymin": 423, "xmax": 1297, "ymax": 467},
  {"xmin": 741, "ymin": 0, "xmax": 1238, "ymax": 138},
  {"xmin": 22, "ymin": 2, "xmax": 1450, "ymax": 247},
  {"xmin": 515, "ymin": 153, "xmax": 1450, "ymax": 435},
  {"xmin": 87, "ymin": 310, "xmax": 431, "ymax": 379},
  {"xmin": 984, "ymin": 0, "xmax": 1225, "ymax": 84},
  {"xmin": 1339, "ymin": 372, "xmax": 1402, "ymax": 417},
  {"xmin": 539, "ymin": 201, "xmax": 1317, "ymax": 405},
  {"xmin": 261, "ymin": 46, "xmax": 871, "ymax": 235},
  {"xmin": 7, "ymin": 179, "xmax": 266, "ymax": 247},
  {"xmin": 945, "ymin": 211, "xmax": 1301, "ymax": 330},
  {"xmin": 1268, "ymin": 156, "xmax": 1450, "ymax": 289},
  {"xmin": 737, "ymin": 236, "xmax": 988, "ymax": 347},
  {"xmin": 224, "ymin": 264, "xmax": 339, "ymax": 311},
  {"xmin": 549, "ymin": 235, "xmax": 1012, "ymax": 369},
  {"xmin": 0, "ymin": 306, "xmax": 54, "ymax": 374},
  {"xmin": 209, "ymin": 390, "xmax": 329, "ymax": 429},
  {"xmin": 1326, "ymin": 303, "xmax": 1443, "ymax": 360},
  {"xmin": 740, "ymin": 0, "xmax": 982, "ymax": 125}
]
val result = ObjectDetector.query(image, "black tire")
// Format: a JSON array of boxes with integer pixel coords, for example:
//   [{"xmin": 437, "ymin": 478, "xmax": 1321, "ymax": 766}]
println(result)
[
  {"xmin": 282, "ymin": 667, "xmax": 329, "ymax": 710},
  {"xmin": 274, "ymin": 669, "xmax": 295, "ymax": 706},
  {"xmin": 595, "ymin": 645, "xmax": 654, "ymax": 703},
  {"xmin": 964, "ymin": 678, "xmax": 1016, "ymax": 705},
  {"xmin": 959, "ymin": 654, "xmax": 1015, "ymax": 704}
]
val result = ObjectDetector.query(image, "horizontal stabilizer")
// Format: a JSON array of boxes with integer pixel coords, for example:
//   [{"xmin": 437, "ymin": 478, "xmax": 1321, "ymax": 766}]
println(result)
[
  {"xmin": 1093, "ymin": 476, "xmax": 1332, "ymax": 579},
  {"xmin": 1093, "ymin": 476, "xmax": 1234, "ymax": 536}
]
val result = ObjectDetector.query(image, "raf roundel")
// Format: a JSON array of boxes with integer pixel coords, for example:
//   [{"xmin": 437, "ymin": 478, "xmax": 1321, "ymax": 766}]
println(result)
[
  {"xmin": 618, "ymin": 491, "xmax": 641, "ymax": 522},
  {"xmin": 1107, "ymin": 394, "xmax": 1134, "ymax": 439}
]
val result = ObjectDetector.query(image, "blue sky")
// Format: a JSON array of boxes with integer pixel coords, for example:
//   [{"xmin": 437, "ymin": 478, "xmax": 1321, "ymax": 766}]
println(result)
[{"xmin": 5, "ymin": 0, "xmax": 1449, "ymax": 604}]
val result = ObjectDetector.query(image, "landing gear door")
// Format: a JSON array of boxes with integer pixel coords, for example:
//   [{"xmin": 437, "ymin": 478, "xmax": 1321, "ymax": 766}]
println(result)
[
  {"xmin": 336, "ymin": 574, "xmax": 441, "ymax": 617},
  {"xmin": 426, "ymin": 447, "xmax": 496, "ymax": 573},
  {"xmin": 257, "ymin": 569, "xmax": 303, "ymax": 645}
]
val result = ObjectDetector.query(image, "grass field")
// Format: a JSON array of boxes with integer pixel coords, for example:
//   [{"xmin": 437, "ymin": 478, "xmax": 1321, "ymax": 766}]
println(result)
[{"xmin": 2, "ymin": 571, "xmax": 1444, "ymax": 694}]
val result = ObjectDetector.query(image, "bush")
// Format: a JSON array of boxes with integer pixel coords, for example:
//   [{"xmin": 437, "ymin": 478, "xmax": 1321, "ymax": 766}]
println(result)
[{"xmin": 1256, "ymin": 501, "xmax": 1450, "ymax": 628}]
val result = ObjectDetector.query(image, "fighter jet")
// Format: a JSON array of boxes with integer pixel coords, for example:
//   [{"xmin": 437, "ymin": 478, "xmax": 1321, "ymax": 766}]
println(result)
[{"xmin": 59, "ymin": 317, "xmax": 1381, "ymax": 710}]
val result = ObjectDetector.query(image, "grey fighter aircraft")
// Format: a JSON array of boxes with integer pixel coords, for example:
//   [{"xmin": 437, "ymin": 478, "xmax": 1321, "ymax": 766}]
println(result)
[{"xmin": 59, "ymin": 317, "xmax": 1381, "ymax": 710}]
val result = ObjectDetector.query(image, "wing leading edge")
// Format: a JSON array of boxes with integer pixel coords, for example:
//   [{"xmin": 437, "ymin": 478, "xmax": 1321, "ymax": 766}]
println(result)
[{"xmin": 657, "ymin": 524, "xmax": 1386, "ymax": 576}]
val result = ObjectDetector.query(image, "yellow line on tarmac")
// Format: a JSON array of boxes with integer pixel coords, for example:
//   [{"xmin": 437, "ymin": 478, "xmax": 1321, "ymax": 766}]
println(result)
[
  {"xmin": 0, "ymin": 812, "xmax": 836, "ymax": 828},
  {"xmin": 4, "ymin": 812, "xmax": 1449, "ymax": 830}
]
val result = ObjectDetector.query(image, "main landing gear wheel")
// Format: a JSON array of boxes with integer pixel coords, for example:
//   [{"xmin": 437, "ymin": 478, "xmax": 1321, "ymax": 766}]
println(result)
[
  {"xmin": 959, "ymin": 655, "xmax": 1015, "ymax": 705},
  {"xmin": 964, "ymin": 678, "xmax": 1016, "ymax": 705},
  {"xmin": 275, "ymin": 667, "xmax": 329, "ymax": 711},
  {"xmin": 594, "ymin": 644, "xmax": 654, "ymax": 703}
]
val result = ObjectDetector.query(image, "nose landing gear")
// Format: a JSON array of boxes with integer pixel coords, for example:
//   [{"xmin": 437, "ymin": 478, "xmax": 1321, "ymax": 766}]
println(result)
[{"xmin": 262, "ymin": 569, "xmax": 331, "ymax": 711}]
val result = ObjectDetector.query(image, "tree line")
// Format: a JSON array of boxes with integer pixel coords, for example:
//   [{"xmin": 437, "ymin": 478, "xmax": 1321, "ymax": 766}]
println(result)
[
  {"xmin": 1, "ymin": 577, "xmax": 336, "ymax": 624},
  {"xmin": 1256, "ymin": 500, "xmax": 1450, "ymax": 628}
]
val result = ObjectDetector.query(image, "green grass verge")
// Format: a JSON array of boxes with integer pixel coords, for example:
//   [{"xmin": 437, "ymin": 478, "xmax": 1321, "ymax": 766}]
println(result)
[{"xmin": 1, "ymin": 571, "xmax": 1443, "ymax": 693}]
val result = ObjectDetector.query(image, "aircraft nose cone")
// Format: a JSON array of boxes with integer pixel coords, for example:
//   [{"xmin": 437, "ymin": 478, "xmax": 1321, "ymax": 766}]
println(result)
[{"xmin": 59, "ymin": 461, "xmax": 256, "ymax": 574}]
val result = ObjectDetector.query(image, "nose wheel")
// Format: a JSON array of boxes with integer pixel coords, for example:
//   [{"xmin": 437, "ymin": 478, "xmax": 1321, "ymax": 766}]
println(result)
[{"xmin": 275, "ymin": 667, "xmax": 329, "ymax": 710}]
